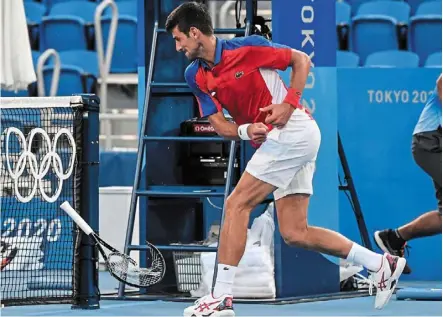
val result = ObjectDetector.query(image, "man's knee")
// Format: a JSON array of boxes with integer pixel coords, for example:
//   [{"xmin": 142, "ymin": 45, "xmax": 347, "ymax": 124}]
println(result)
[
  {"xmin": 280, "ymin": 227, "xmax": 309, "ymax": 247},
  {"xmin": 225, "ymin": 193, "xmax": 255, "ymax": 215},
  {"xmin": 276, "ymin": 194, "xmax": 310, "ymax": 246}
]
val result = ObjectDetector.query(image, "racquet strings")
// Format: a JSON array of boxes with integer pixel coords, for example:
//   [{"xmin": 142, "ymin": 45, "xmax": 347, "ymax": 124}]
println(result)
[{"xmin": 106, "ymin": 247, "xmax": 164, "ymax": 287}]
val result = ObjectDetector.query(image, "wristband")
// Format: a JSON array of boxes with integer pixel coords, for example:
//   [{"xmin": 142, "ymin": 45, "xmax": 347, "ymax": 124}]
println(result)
[
  {"xmin": 283, "ymin": 88, "xmax": 302, "ymax": 109},
  {"xmin": 237, "ymin": 124, "xmax": 251, "ymax": 140}
]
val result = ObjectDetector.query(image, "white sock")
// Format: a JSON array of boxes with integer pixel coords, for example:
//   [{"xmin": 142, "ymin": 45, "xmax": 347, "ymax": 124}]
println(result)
[
  {"xmin": 346, "ymin": 243, "xmax": 383, "ymax": 272},
  {"xmin": 212, "ymin": 264, "xmax": 237, "ymax": 298}
]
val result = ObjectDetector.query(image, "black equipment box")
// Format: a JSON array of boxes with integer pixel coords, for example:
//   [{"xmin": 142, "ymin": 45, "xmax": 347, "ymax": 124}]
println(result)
[{"xmin": 180, "ymin": 117, "xmax": 240, "ymax": 186}]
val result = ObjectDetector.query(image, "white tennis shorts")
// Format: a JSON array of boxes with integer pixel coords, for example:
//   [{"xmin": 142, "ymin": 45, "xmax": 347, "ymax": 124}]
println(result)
[{"xmin": 245, "ymin": 109, "xmax": 321, "ymax": 200}]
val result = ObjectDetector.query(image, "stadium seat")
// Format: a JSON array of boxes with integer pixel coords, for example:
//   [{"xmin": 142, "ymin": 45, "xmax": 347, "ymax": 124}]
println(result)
[
  {"xmin": 345, "ymin": 0, "xmax": 372, "ymax": 15},
  {"xmin": 351, "ymin": 1, "xmax": 411, "ymax": 64},
  {"xmin": 24, "ymin": 1, "xmax": 47, "ymax": 50},
  {"xmin": 104, "ymin": 0, "xmax": 137, "ymax": 16},
  {"xmin": 49, "ymin": 1, "xmax": 98, "ymax": 21},
  {"xmin": 24, "ymin": 1, "xmax": 47, "ymax": 22},
  {"xmin": 336, "ymin": 1, "xmax": 351, "ymax": 50},
  {"xmin": 42, "ymin": 64, "xmax": 97, "ymax": 96},
  {"xmin": 365, "ymin": 50, "xmax": 420, "ymax": 67},
  {"xmin": 337, "ymin": 51, "xmax": 360, "ymax": 67},
  {"xmin": 40, "ymin": 1, "xmax": 97, "ymax": 52},
  {"xmin": 406, "ymin": 0, "xmax": 437, "ymax": 15},
  {"xmin": 101, "ymin": 0, "xmax": 137, "ymax": 71},
  {"xmin": 409, "ymin": 1, "xmax": 442, "ymax": 65},
  {"xmin": 42, "ymin": 0, "xmax": 96, "ymax": 10},
  {"xmin": 415, "ymin": 0, "xmax": 443, "ymax": 14},
  {"xmin": 43, "ymin": 50, "xmax": 98, "ymax": 96},
  {"xmin": 101, "ymin": 16, "xmax": 137, "ymax": 73},
  {"xmin": 424, "ymin": 52, "xmax": 442, "ymax": 67},
  {"xmin": 58, "ymin": 50, "xmax": 98, "ymax": 77}
]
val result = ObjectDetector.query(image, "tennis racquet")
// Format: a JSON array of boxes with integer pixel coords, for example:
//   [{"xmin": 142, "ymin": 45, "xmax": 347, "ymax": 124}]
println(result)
[
  {"xmin": 60, "ymin": 201, "xmax": 165, "ymax": 288},
  {"xmin": 0, "ymin": 241, "xmax": 18, "ymax": 271}
]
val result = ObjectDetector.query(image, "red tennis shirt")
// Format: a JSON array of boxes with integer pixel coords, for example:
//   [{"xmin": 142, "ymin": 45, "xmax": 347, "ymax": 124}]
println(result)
[{"xmin": 185, "ymin": 35, "xmax": 306, "ymax": 127}]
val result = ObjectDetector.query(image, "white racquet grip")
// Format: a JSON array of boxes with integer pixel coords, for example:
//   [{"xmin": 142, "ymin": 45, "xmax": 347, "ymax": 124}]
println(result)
[
  {"xmin": 60, "ymin": 201, "xmax": 94, "ymax": 235},
  {"xmin": 238, "ymin": 124, "xmax": 251, "ymax": 140}
]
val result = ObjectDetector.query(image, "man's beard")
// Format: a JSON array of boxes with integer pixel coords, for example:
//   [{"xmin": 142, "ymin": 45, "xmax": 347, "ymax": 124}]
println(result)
[
  {"xmin": 186, "ymin": 50, "xmax": 199, "ymax": 61},
  {"xmin": 186, "ymin": 43, "xmax": 203, "ymax": 61}
]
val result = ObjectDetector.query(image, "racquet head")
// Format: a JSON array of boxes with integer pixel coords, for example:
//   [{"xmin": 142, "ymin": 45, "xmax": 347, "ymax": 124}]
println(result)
[{"xmin": 106, "ymin": 246, "xmax": 165, "ymax": 288}]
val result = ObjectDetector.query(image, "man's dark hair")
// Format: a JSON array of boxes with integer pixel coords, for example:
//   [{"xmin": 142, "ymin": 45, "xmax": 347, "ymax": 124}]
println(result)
[{"xmin": 165, "ymin": 2, "xmax": 213, "ymax": 36}]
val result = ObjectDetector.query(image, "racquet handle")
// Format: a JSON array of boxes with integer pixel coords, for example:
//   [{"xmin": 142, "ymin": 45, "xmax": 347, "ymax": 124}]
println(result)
[{"xmin": 60, "ymin": 201, "xmax": 94, "ymax": 235}]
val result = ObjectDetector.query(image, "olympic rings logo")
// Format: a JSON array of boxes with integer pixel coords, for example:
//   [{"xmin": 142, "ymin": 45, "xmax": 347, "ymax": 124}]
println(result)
[{"xmin": 3, "ymin": 127, "xmax": 76, "ymax": 203}]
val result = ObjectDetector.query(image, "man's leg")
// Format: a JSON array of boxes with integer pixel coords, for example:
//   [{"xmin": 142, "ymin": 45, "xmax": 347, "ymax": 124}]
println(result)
[
  {"xmin": 275, "ymin": 192, "xmax": 383, "ymax": 272},
  {"xmin": 374, "ymin": 128, "xmax": 442, "ymax": 273},
  {"xmin": 397, "ymin": 209, "xmax": 442, "ymax": 241},
  {"xmin": 183, "ymin": 171, "xmax": 275, "ymax": 316},
  {"xmin": 275, "ymin": 172, "xmax": 406, "ymax": 310},
  {"xmin": 212, "ymin": 171, "xmax": 276, "ymax": 298},
  {"xmin": 402, "ymin": 128, "xmax": 443, "ymax": 239},
  {"xmin": 397, "ymin": 129, "xmax": 442, "ymax": 241}
]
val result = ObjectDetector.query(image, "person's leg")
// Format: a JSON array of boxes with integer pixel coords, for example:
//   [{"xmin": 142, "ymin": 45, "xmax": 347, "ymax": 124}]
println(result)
[
  {"xmin": 211, "ymin": 116, "xmax": 319, "ymax": 299},
  {"xmin": 397, "ymin": 129, "xmax": 442, "ymax": 241},
  {"xmin": 212, "ymin": 171, "xmax": 276, "ymax": 298},
  {"xmin": 397, "ymin": 210, "xmax": 442, "ymax": 241},
  {"xmin": 275, "ymin": 162, "xmax": 406, "ymax": 309},
  {"xmin": 183, "ymin": 170, "xmax": 276, "ymax": 316},
  {"xmin": 374, "ymin": 128, "xmax": 442, "ymax": 273},
  {"xmin": 274, "ymin": 166, "xmax": 383, "ymax": 272}
]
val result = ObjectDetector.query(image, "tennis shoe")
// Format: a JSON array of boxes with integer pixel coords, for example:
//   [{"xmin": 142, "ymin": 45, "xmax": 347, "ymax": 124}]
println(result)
[
  {"xmin": 184, "ymin": 293, "xmax": 234, "ymax": 317},
  {"xmin": 369, "ymin": 253, "xmax": 406, "ymax": 309}
]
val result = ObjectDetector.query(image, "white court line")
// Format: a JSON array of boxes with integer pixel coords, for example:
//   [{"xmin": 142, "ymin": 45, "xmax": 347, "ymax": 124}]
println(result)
[{"xmin": 17, "ymin": 301, "xmax": 160, "ymax": 316}]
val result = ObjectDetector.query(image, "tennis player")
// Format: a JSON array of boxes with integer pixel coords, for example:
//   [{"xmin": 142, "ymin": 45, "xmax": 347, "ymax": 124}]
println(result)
[
  {"xmin": 374, "ymin": 74, "xmax": 442, "ymax": 274},
  {"xmin": 166, "ymin": 2, "xmax": 406, "ymax": 315}
]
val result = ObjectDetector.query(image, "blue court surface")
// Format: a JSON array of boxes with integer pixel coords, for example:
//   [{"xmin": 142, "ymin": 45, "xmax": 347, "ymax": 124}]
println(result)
[{"xmin": 2, "ymin": 274, "xmax": 441, "ymax": 316}]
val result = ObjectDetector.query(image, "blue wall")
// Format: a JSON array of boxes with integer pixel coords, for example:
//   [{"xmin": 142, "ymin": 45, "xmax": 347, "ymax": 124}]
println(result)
[
  {"xmin": 272, "ymin": 0, "xmax": 336, "ymax": 66},
  {"xmin": 338, "ymin": 68, "xmax": 442, "ymax": 281}
]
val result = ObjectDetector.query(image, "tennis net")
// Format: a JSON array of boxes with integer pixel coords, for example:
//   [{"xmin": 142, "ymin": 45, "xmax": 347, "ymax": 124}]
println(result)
[{"xmin": 0, "ymin": 95, "xmax": 99, "ymax": 307}]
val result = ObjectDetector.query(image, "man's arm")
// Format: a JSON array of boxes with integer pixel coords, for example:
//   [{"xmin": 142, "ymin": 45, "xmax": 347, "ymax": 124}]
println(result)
[
  {"xmin": 185, "ymin": 63, "xmax": 268, "ymax": 143},
  {"xmin": 240, "ymin": 35, "xmax": 311, "ymax": 95},
  {"xmin": 185, "ymin": 64, "xmax": 240, "ymax": 139},
  {"xmin": 287, "ymin": 49, "xmax": 311, "ymax": 96},
  {"xmin": 437, "ymin": 74, "xmax": 442, "ymax": 102},
  {"xmin": 238, "ymin": 36, "xmax": 311, "ymax": 127},
  {"xmin": 208, "ymin": 112, "xmax": 269, "ymax": 144},
  {"xmin": 258, "ymin": 49, "xmax": 311, "ymax": 127},
  {"xmin": 208, "ymin": 112, "xmax": 240, "ymax": 140}
]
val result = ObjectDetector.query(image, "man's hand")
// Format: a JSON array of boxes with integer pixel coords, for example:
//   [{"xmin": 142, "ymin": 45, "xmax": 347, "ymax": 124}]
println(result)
[
  {"xmin": 259, "ymin": 103, "xmax": 294, "ymax": 129},
  {"xmin": 247, "ymin": 123, "xmax": 269, "ymax": 144}
]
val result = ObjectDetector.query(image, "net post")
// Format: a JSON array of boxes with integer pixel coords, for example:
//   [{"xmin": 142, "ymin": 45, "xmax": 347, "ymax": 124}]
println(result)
[{"xmin": 72, "ymin": 94, "xmax": 100, "ymax": 310}]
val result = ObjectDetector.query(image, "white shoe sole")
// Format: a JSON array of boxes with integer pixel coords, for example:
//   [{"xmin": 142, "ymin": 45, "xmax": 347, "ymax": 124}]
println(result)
[
  {"xmin": 375, "ymin": 257, "xmax": 406, "ymax": 309},
  {"xmin": 184, "ymin": 310, "xmax": 235, "ymax": 317}
]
